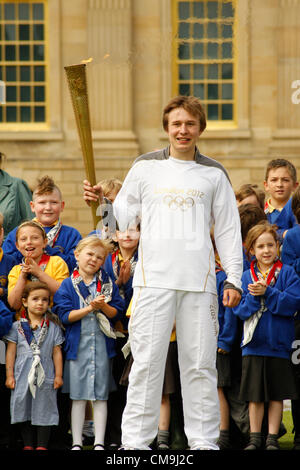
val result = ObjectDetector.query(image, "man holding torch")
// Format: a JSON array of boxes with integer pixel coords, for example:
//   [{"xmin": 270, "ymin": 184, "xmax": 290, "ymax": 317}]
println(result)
[{"xmin": 83, "ymin": 95, "xmax": 243, "ymax": 450}]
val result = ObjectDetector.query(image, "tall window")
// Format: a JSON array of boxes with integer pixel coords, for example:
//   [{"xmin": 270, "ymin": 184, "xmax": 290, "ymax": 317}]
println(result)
[
  {"xmin": 0, "ymin": 0, "xmax": 47, "ymax": 126},
  {"xmin": 173, "ymin": 0, "xmax": 236, "ymax": 124}
]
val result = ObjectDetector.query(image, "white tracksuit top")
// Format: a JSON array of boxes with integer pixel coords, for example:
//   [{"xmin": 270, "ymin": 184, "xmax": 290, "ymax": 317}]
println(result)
[{"xmin": 113, "ymin": 154, "xmax": 243, "ymax": 294}]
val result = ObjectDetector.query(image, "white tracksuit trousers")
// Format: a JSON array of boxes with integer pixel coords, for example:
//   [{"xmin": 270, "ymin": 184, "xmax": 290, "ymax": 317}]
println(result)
[{"xmin": 121, "ymin": 287, "xmax": 220, "ymax": 450}]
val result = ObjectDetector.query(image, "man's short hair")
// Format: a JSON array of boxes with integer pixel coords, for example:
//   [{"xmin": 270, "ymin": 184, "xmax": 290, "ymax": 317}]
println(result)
[{"xmin": 162, "ymin": 95, "xmax": 207, "ymax": 133}]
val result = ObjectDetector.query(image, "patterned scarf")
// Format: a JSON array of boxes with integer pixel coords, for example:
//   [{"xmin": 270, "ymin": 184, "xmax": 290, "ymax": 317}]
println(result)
[
  {"xmin": 33, "ymin": 218, "xmax": 62, "ymax": 247},
  {"xmin": 46, "ymin": 220, "xmax": 62, "ymax": 247},
  {"xmin": 242, "ymin": 258, "xmax": 282, "ymax": 346},
  {"xmin": 18, "ymin": 312, "xmax": 49, "ymax": 398},
  {"xmin": 71, "ymin": 267, "xmax": 124, "ymax": 339}
]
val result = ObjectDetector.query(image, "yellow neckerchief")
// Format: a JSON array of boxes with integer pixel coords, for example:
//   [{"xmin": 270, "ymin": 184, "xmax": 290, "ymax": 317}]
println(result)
[
  {"xmin": 33, "ymin": 217, "xmax": 58, "ymax": 228},
  {"xmin": 266, "ymin": 198, "xmax": 282, "ymax": 213},
  {"xmin": 257, "ymin": 264, "xmax": 271, "ymax": 280},
  {"xmin": 0, "ymin": 247, "xmax": 3, "ymax": 262}
]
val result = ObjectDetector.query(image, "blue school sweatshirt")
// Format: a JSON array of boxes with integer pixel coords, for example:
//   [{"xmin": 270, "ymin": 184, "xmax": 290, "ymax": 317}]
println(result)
[
  {"xmin": 0, "ymin": 299, "xmax": 14, "ymax": 338},
  {"xmin": 281, "ymin": 224, "xmax": 300, "ymax": 277},
  {"xmin": 52, "ymin": 268, "xmax": 125, "ymax": 360},
  {"xmin": 0, "ymin": 249, "xmax": 16, "ymax": 307},
  {"xmin": 216, "ymin": 269, "xmax": 238, "ymax": 352},
  {"xmin": 233, "ymin": 264, "xmax": 300, "ymax": 359},
  {"xmin": 265, "ymin": 198, "xmax": 297, "ymax": 240}
]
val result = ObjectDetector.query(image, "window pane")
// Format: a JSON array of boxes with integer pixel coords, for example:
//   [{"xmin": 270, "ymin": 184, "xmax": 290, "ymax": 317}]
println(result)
[
  {"xmin": 20, "ymin": 45, "xmax": 30, "ymax": 61},
  {"xmin": 6, "ymin": 86, "xmax": 17, "ymax": 102},
  {"xmin": 193, "ymin": 23, "xmax": 204, "ymax": 39},
  {"xmin": 5, "ymin": 25, "xmax": 16, "ymax": 41},
  {"xmin": 33, "ymin": 3, "xmax": 44, "ymax": 20},
  {"xmin": 6, "ymin": 107, "xmax": 17, "ymax": 122},
  {"xmin": 222, "ymin": 83, "xmax": 233, "ymax": 99},
  {"xmin": 222, "ymin": 42, "xmax": 232, "ymax": 59},
  {"xmin": 208, "ymin": 64, "xmax": 218, "ymax": 79},
  {"xmin": 34, "ymin": 106, "xmax": 45, "ymax": 121},
  {"xmin": 222, "ymin": 24, "xmax": 233, "ymax": 38},
  {"xmin": 207, "ymin": 42, "xmax": 218, "ymax": 59},
  {"xmin": 34, "ymin": 86, "xmax": 45, "ymax": 102},
  {"xmin": 4, "ymin": 4, "xmax": 15, "ymax": 20},
  {"xmin": 222, "ymin": 63, "xmax": 233, "ymax": 79},
  {"xmin": 222, "ymin": 2, "xmax": 234, "ymax": 18},
  {"xmin": 208, "ymin": 84, "xmax": 218, "ymax": 100},
  {"xmin": 179, "ymin": 84, "xmax": 190, "ymax": 96},
  {"xmin": 6, "ymin": 66, "xmax": 16, "ymax": 82},
  {"xmin": 207, "ymin": 22, "xmax": 218, "ymax": 39},
  {"xmin": 194, "ymin": 64, "xmax": 204, "ymax": 79},
  {"xmin": 20, "ymin": 66, "xmax": 31, "ymax": 81},
  {"xmin": 222, "ymin": 104, "xmax": 233, "ymax": 120},
  {"xmin": 193, "ymin": 43, "xmax": 204, "ymax": 59},
  {"xmin": 193, "ymin": 1, "xmax": 204, "ymax": 18},
  {"xmin": 5, "ymin": 46, "xmax": 16, "ymax": 61},
  {"xmin": 21, "ymin": 106, "xmax": 31, "ymax": 122},
  {"xmin": 179, "ymin": 22, "xmax": 190, "ymax": 39},
  {"xmin": 179, "ymin": 64, "xmax": 190, "ymax": 80},
  {"xmin": 34, "ymin": 66, "xmax": 45, "ymax": 81},
  {"xmin": 19, "ymin": 3, "xmax": 30, "ymax": 20},
  {"xmin": 21, "ymin": 86, "xmax": 31, "ymax": 102},
  {"xmin": 34, "ymin": 45, "xmax": 44, "ymax": 61},
  {"xmin": 194, "ymin": 83, "xmax": 204, "ymax": 100},
  {"xmin": 19, "ymin": 24, "xmax": 30, "ymax": 41},
  {"xmin": 178, "ymin": 43, "xmax": 190, "ymax": 60},
  {"xmin": 207, "ymin": 104, "xmax": 218, "ymax": 120},
  {"xmin": 178, "ymin": 2, "xmax": 190, "ymax": 19},
  {"xmin": 207, "ymin": 1, "xmax": 218, "ymax": 19},
  {"xmin": 33, "ymin": 24, "xmax": 44, "ymax": 41}
]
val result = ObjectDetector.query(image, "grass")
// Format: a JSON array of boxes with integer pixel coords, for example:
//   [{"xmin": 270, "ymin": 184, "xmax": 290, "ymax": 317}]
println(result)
[{"xmin": 279, "ymin": 409, "xmax": 295, "ymax": 450}]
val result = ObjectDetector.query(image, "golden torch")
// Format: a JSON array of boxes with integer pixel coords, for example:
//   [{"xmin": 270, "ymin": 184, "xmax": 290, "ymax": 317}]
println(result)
[{"xmin": 64, "ymin": 62, "xmax": 100, "ymax": 230}]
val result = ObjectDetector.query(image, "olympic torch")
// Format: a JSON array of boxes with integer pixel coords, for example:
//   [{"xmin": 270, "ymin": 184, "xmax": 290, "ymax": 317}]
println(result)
[{"xmin": 64, "ymin": 63, "xmax": 101, "ymax": 230}]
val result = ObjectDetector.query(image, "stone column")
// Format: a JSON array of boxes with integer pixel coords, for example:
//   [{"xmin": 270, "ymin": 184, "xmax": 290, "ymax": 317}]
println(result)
[{"xmin": 87, "ymin": 0, "xmax": 139, "ymax": 156}]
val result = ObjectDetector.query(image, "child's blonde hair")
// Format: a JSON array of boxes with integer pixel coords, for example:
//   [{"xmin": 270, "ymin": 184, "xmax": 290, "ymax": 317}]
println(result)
[
  {"xmin": 16, "ymin": 220, "xmax": 47, "ymax": 241},
  {"xmin": 75, "ymin": 235, "xmax": 113, "ymax": 259},
  {"xmin": 100, "ymin": 178, "xmax": 122, "ymax": 199},
  {"xmin": 0, "ymin": 212, "xmax": 3, "ymax": 229},
  {"xmin": 244, "ymin": 222, "xmax": 278, "ymax": 259}
]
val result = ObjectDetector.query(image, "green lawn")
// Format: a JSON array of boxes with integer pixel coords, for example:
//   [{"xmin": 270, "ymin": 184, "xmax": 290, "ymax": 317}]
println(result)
[{"xmin": 279, "ymin": 410, "xmax": 294, "ymax": 450}]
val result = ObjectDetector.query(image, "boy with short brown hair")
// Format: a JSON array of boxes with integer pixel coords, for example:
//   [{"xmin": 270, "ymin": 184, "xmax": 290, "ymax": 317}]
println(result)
[{"xmin": 264, "ymin": 158, "xmax": 299, "ymax": 239}]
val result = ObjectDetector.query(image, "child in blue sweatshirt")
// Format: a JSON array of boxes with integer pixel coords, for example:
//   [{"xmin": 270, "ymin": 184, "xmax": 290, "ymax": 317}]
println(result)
[
  {"xmin": 264, "ymin": 159, "xmax": 298, "ymax": 242},
  {"xmin": 234, "ymin": 222, "xmax": 300, "ymax": 450},
  {"xmin": 53, "ymin": 236, "xmax": 125, "ymax": 450},
  {"xmin": 3, "ymin": 176, "xmax": 81, "ymax": 273},
  {"xmin": 281, "ymin": 186, "xmax": 300, "ymax": 449}
]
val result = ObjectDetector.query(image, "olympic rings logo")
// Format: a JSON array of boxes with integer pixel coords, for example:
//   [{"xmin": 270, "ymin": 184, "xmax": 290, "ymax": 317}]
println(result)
[{"xmin": 163, "ymin": 194, "xmax": 195, "ymax": 211}]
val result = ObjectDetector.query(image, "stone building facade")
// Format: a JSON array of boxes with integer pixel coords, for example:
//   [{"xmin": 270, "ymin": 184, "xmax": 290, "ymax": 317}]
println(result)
[{"xmin": 0, "ymin": 0, "xmax": 300, "ymax": 236}]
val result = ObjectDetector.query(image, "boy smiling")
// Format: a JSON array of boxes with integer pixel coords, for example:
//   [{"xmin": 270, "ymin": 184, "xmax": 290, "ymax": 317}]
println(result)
[{"xmin": 3, "ymin": 176, "xmax": 81, "ymax": 272}]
